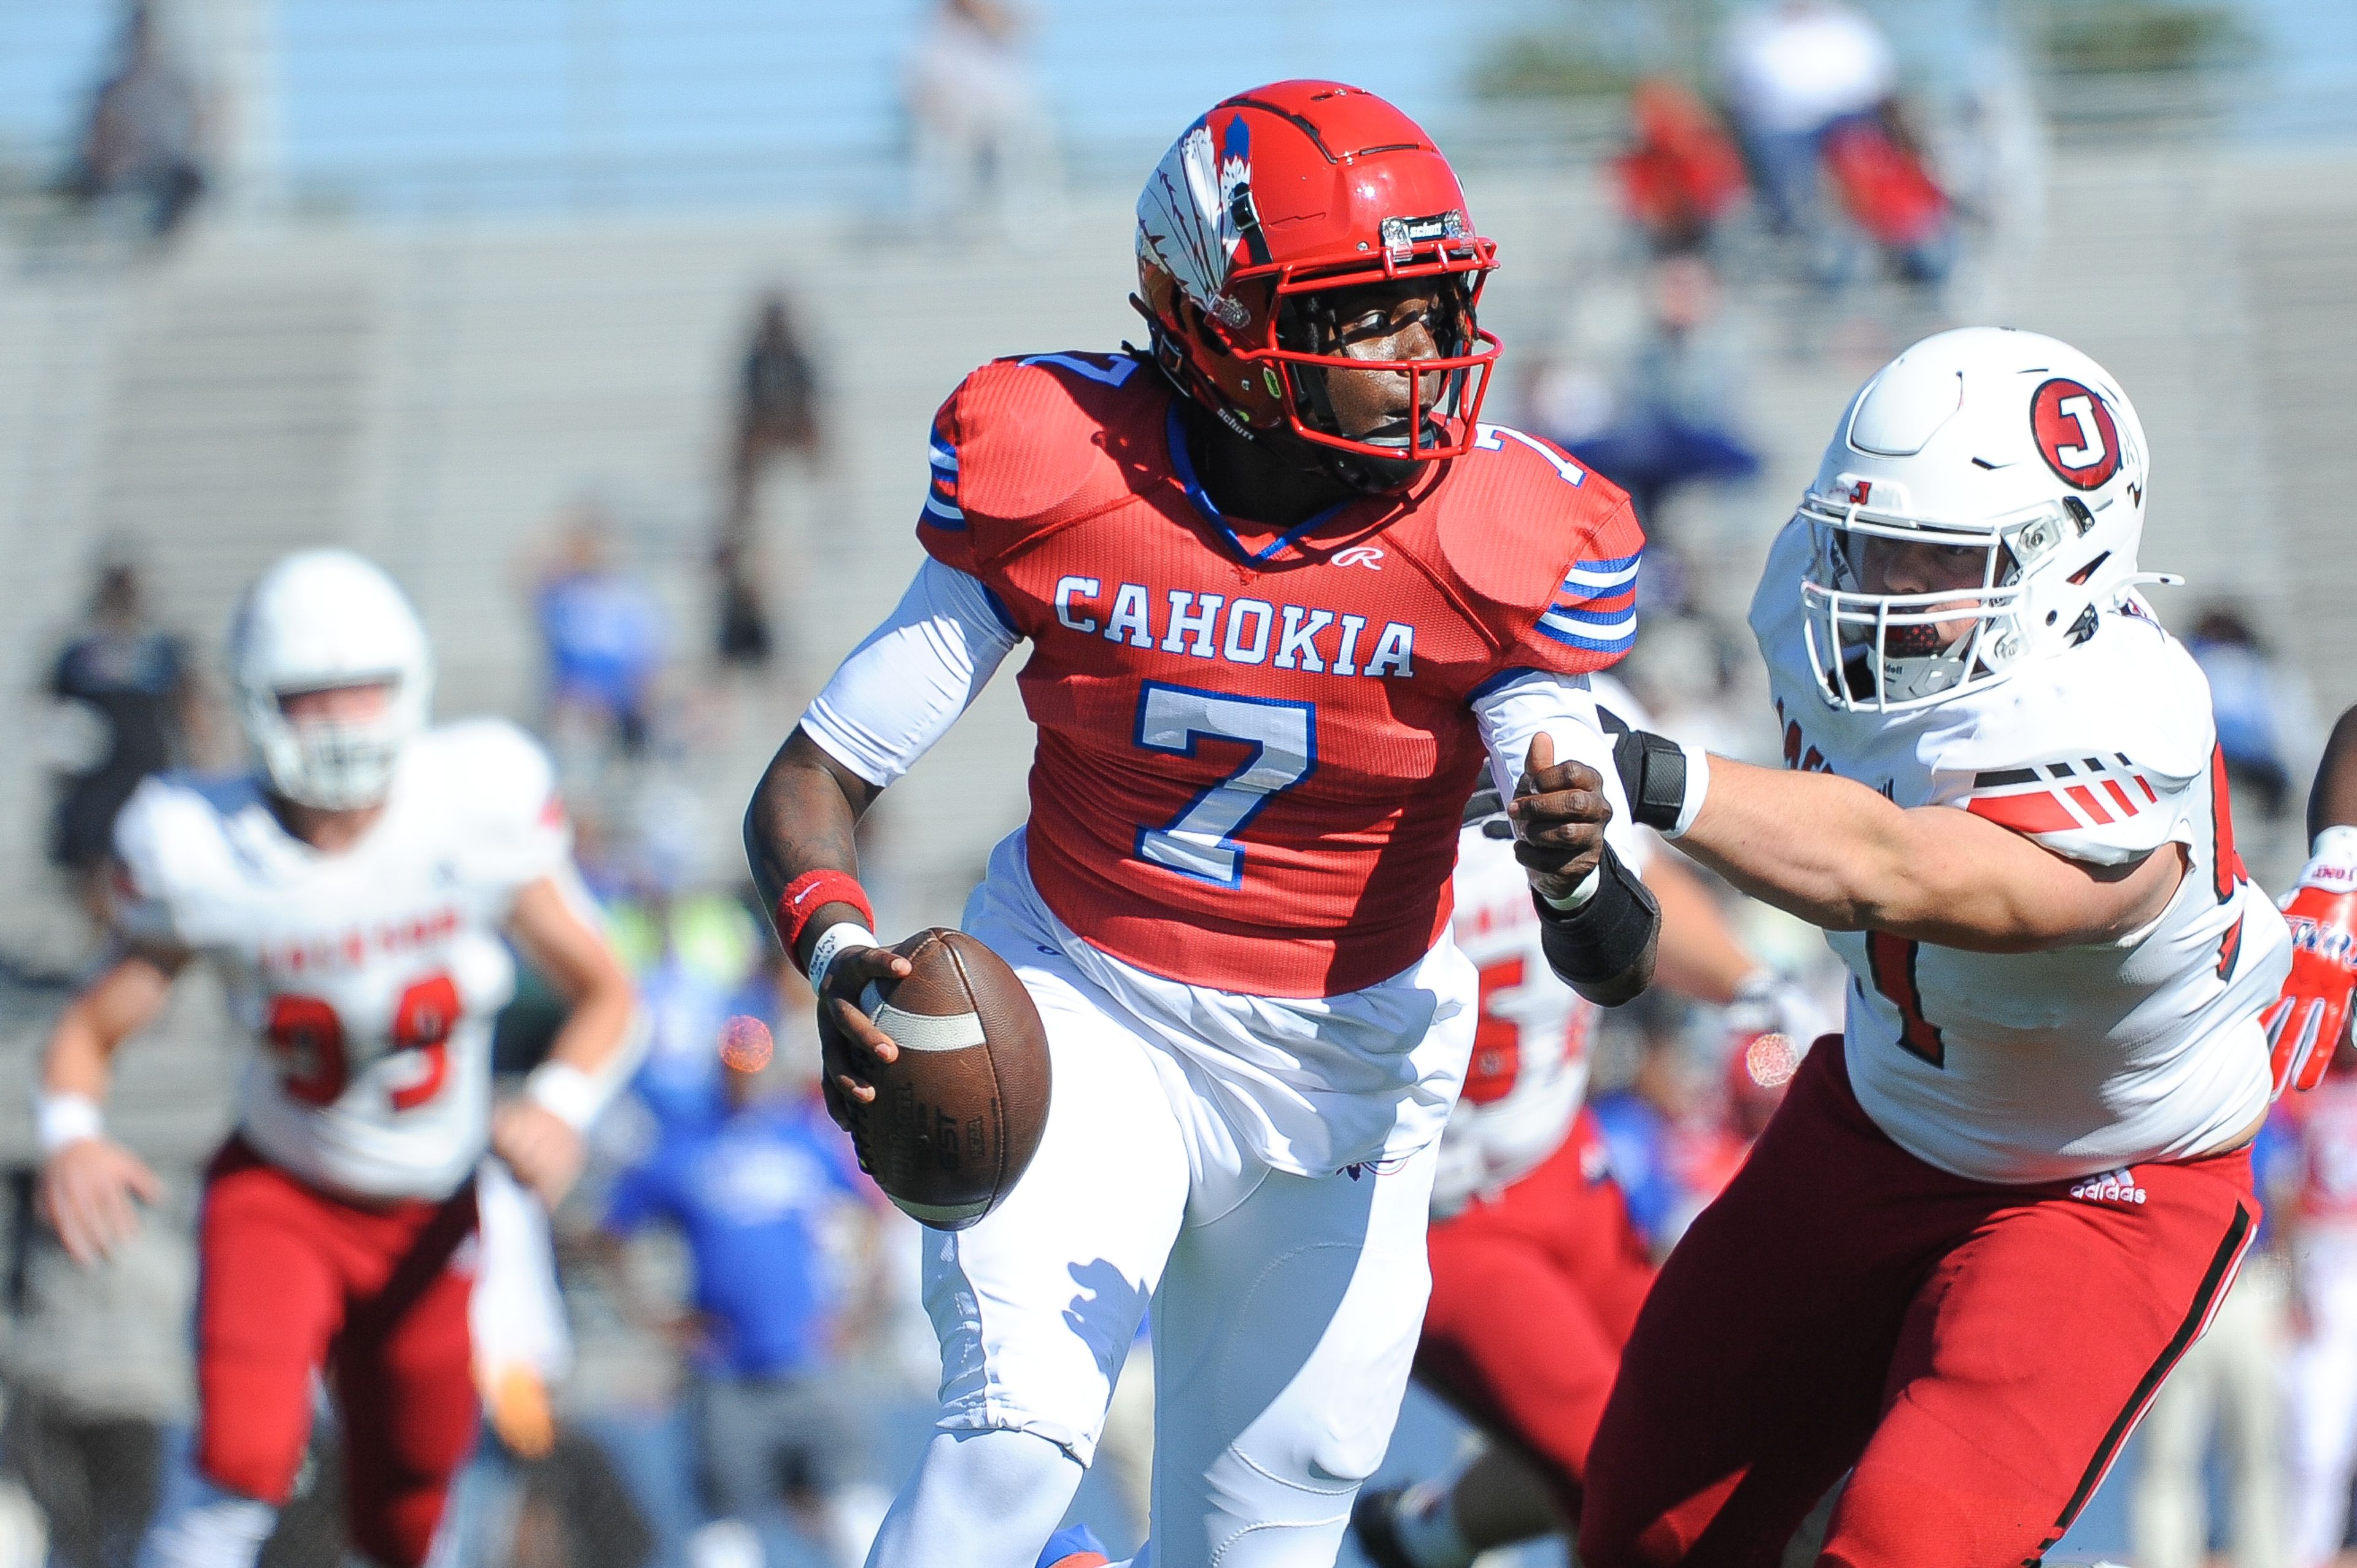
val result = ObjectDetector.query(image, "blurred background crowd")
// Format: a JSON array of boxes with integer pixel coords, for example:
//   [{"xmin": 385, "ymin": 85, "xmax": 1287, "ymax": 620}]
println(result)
[{"xmin": 0, "ymin": 1, "xmax": 2353, "ymax": 1564}]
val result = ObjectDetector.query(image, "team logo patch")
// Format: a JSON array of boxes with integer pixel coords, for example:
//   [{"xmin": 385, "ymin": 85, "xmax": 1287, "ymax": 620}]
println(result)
[{"xmin": 2029, "ymin": 377, "xmax": 2122, "ymax": 491}]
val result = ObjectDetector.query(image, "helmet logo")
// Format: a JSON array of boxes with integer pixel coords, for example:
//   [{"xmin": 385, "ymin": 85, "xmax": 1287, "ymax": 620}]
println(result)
[
  {"xmin": 1847, "ymin": 479, "xmax": 1873, "ymax": 505},
  {"xmin": 2030, "ymin": 378, "xmax": 2122, "ymax": 490},
  {"xmin": 1139, "ymin": 112, "xmax": 1262, "ymax": 323}
]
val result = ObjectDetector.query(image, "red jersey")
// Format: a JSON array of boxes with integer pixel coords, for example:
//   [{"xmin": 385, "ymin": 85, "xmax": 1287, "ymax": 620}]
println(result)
[{"xmin": 918, "ymin": 349, "xmax": 1643, "ymax": 997}]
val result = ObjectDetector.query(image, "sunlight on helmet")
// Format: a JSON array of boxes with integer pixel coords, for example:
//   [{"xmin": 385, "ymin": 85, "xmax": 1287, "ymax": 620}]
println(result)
[
  {"xmin": 1132, "ymin": 81, "xmax": 1501, "ymax": 492},
  {"xmin": 231, "ymin": 550, "xmax": 433, "ymax": 809},
  {"xmin": 1793, "ymin": 328, "xmax": 2162, "ymax": 714}
]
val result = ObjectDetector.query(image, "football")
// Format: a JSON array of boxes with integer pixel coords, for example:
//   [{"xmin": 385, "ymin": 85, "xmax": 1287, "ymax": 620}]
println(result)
[{"xmin": 843, "ymin": 927, "xmax": 1051, "ymax": 1230}]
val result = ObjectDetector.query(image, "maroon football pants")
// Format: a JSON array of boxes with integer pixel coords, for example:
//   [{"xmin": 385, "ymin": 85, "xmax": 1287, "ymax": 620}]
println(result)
[
  {"xmin": 195, "ymin": 1139, "xmax": 479, "ymax": 1568},
  {"xmin": 1415, "ymin": 1111, "xmax": 1655, "ymax": 1517},
  {"xmin": 1577, "ymin": 1038, "xmax": 2258, "ymax": 1568}
]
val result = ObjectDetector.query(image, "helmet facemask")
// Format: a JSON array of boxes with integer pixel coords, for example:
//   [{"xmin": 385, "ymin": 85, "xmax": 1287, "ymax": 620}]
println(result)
[
  {"xmin": 1798, "ymin": 489, "xmax": 2083, "ymax": 713},
  {"xmin": 1273, "ymin": 270, "xmax": 1486, "ymax": 493},
  {"xmin": 246, "ymin": 676, "xmax": 422, "ymax": 811}
]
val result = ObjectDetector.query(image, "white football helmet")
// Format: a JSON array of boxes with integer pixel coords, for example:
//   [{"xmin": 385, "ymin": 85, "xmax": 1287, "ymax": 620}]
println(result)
[
  {"xmin": 229, "ymin": 549, "xmax": 433, "ymax": 809},
  {"xmin": 1797, "ymin": 326, "xmax": 2162, "ymax": 713}
]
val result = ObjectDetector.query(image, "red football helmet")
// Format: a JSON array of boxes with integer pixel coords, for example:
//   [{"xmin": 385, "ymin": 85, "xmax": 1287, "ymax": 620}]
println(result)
[{"xmin": 1134, "ymin": 81, "xmax": 1500, "ymax": 486}]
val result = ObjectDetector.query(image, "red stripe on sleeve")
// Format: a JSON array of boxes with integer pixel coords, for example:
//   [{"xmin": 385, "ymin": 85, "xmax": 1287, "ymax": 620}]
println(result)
[
  {"xmin": 2136, "ymin": 775, "xmax": 2158, "ymax": 803},
  {"xmin": 1966, "ymin": 791, "xmax": 2079, "ymax": 833},
  {"xmin": 2065, "ymin": 784, "xmax": 2113, "ymax": 823},
  {"xmin": 2101, "ymin": 780, "xmax": 2138, "ymax": 816}
]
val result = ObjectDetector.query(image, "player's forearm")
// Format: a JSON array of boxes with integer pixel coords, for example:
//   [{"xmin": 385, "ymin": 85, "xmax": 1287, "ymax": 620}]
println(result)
[
  {"xmin": 540, "ymin": 960, "xmax": 639, "ymax": 1082},
  {"xmin": 744, "ymin": 728, "xmax": 884, "ymax": 970},
  {"xmin": 40, "ymin": 954, "xmax": 177, "ymax": 1100},
  {"xmin": 2312, "ymin": 704, "xmax": 2357, "ymax": 842},
  {"xmin": 1677, "ymin": 759, "xmax": 2111, "ymax": 953}
]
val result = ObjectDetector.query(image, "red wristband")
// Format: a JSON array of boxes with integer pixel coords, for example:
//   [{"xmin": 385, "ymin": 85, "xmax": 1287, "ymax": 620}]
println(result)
[{"xmin": 775, "ymin": 870, "xmax": 876, "ymax": 963}]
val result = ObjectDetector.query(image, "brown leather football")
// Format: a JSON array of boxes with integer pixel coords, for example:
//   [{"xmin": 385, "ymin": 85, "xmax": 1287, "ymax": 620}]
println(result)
[{"xmin": 842, "ymin": 928, "xmax": 1050, "ymax": 1230}]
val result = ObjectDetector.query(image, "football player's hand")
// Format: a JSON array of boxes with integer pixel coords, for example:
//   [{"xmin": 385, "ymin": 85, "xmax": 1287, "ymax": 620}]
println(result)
[
  {"xmin": 815, "ymin": 942, "xmax": 915, "ymax": 1126},
  {"xmin": 492, "ymin": 1100, "xmax": 586, "ymax": 1210},
  {"xmin": 38, "ymin": 1136, "xmax": 160, "ymax": 1265},
  {"xmin": 2264, "ymin": 844, "xmax": 2357, "ymax": 1097},
  {"xmin": 1506, "ymin": 731, "xmax": 1611, "ymax": 903}
]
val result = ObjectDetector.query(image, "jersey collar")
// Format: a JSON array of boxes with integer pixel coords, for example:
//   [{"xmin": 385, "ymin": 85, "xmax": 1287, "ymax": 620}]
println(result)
[{"xmin": 1163, "ymin": 404, "xmax": 1355, "ymax": 567}]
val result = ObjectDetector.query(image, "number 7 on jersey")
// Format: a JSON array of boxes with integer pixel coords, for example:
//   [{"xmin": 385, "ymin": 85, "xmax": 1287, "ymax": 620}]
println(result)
[{"xmin": 1132, "ymin": 683, "xmax": 1317, "ymax": 887}]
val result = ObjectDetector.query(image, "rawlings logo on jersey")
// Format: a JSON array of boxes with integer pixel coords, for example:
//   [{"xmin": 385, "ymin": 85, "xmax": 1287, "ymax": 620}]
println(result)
[{"xmin": 2030, "ymin": 378, "xmax": 2123, "ymax": 491}]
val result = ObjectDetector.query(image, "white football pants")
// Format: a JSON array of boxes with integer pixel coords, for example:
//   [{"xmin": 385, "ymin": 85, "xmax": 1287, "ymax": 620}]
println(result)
[{"xmin": 867, "ymin": 897, "xmax": 1441, "ymax": 1568}]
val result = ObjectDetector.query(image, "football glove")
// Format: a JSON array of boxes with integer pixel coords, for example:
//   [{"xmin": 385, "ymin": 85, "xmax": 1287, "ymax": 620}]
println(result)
[{"xmin": 2264, "ymin": 826, "xmax": 2357, "ymax": 1097}]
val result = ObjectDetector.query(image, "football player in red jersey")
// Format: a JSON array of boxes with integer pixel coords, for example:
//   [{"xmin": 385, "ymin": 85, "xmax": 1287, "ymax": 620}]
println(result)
[{"xmin": 744, "ymin": 82, "xmax": 1656, "ymax": 1568}]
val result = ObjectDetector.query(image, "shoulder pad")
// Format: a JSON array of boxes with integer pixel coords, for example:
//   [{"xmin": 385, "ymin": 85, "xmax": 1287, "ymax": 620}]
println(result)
[
  {"xmin": 932, "ymin": 351, "xmax": 1160, "ymax": 550},
  {"xmin": 1430, "ymin": 426, "xmax": 1645, "ymax": 668},
  {"xmin": 110, "ymin": 773, "xmax": 260, "ymax": 946},
  {"xmin": 1925, "ymin": 616, "xmax": 2214, "ymax": 864},
  {"xmin": 409, "ymin": 719, "xmax": 561, "ymax": 827}
]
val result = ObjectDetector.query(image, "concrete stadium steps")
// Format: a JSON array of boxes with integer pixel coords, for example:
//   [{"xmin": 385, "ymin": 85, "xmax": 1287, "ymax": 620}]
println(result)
[{"xmin": 1, "ymin": 145, "xmax": 2354, "ymax": 1162}]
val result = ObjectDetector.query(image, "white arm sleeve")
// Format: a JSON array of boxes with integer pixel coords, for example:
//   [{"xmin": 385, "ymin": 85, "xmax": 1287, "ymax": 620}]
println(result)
[
  {"xmin": 1472, "ymin": 671, "xmax": 1645, "ymax": 868},
  {"xmin": 798, "ymin": 558, "xmax": 1022, "ymax": 787}
]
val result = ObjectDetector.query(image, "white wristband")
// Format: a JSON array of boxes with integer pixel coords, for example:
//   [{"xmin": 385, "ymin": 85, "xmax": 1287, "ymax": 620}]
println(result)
[
  {"xmin": 1536, "ymin": 866, "xmax": 1604, "ymax": 911},
  {"xmin": 36, "ymin": 1091, "xmax": 104, "ymax": 1155},
  {"xmin": 1663, "ymin": 743, "xmax": 1712, "ymax": 839},
  {"xmin": 808, "ymin": 921, "xmax": 881, "ymax": 995},
  {"xmin": 524, "ymin": 1062, "xmax": 604, "ymax": 1133}
]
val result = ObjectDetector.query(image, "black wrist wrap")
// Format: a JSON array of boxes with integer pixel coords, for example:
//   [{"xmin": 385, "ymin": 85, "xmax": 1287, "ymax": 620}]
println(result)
[
  {"xmin": 1612, "ymin": 728, "xmax": 1690, "ymax": 833},
  {"xmin": 1534, "ymin": 842, "xmax": 1661, "ymax": 996}
]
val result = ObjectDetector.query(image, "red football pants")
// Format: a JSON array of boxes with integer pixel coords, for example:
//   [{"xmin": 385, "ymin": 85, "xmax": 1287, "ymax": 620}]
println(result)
[
  {"xmin": 1415, "ymin": 1111, "xmax": 1655, "ymax": 1517},
  {"xmin": 1577, "ymin": 1038, "xmax": 2259, "ymax": 1568},
  {"xmin": 195, "ymin": 1140, "xmax": 479, "ymax": 1568}
]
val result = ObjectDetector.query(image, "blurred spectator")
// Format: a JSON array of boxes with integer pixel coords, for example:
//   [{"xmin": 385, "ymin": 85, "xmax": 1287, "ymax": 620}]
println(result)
[
  {"xmin": 600, "ymin": 1031, "xmax": 888, "ymax": 1568},
  {"xmin": 1719, "ymin": 0, "xmax": 1895, "ymax": 234},
  {"xmin": 1612, "ymin": 80, "xmax": 1749, "ymax": 255},
  {"xmin": 2283, "ymin": 1040, "xmax": 2357, "ymax": 1567},
  {"xmin": 532, "ymin": 510, "xmax": 668, "ymax": 761},
  {"xmin": 41, "ymin": 562, "xmax": 201, "ymax": 926},
  {"xmin": 61, "ymin": 3, "xmax": 207, "ymax": 241},
  {"xmin": 903, "ymin": 0, "xmax": 1061, "ymax": 241},
  {"xmin": 1538, "ymin": 256, "xmax": 1760, "ymax": 533},
  {"xmin": 1821, "ymin": 108, "xmax": 1955, "ymax": 285},
  {"xmin": 718, "ymin": 293, "xmax": 826, "ymax": 669},
  {"xmin": 2190, "ymin": 606, "xmax": 2302, "ymax": 820},
  {"xmin": 0, "ymin": 1169, "xmax": 192, "ymax": 1568},
  {"xmin": 2129, "ymin": 1116, "xmax": 2293, "ymax": 1568}
]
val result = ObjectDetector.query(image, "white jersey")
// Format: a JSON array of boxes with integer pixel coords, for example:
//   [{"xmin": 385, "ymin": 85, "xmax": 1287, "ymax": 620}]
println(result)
[
  {"xmin": 1431, "ymin": 679, "xmax": 1652, "ymax": 1212},
  {"xmin": 1751, "ymin": 522, "xmax": 2289, "ymax": 1184},
  {"xmin": 112, "ymin": 720, "xmax": 573, "ymax": 1200}
]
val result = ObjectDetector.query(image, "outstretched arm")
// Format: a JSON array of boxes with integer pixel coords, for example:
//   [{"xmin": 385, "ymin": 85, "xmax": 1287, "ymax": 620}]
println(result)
[{"xmin": 1609, "ymin": 738, "xmax": 2183, "ymax": 953}]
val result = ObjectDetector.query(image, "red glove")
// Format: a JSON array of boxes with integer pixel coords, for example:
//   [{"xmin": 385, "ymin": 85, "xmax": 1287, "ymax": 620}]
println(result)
[{"xmin": 2264, "ymin": 832, "xmax": 2357, "ymax": 1097}]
